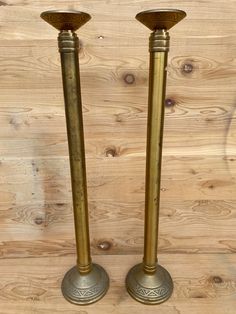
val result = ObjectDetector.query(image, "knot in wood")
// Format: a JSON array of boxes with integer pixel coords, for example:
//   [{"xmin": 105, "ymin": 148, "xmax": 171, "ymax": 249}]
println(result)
[
  {"xmin": 105, "ymin": 146, "xmax": 118, "ymax": 157},
  {"xmin": 182, "ymin": 63, "xmax": 193, "ymax": 74},
  {"xmin": 165, "ymin": 98, "xmax": 176, "ymax": 107},
  {"xmin": 34, "ymin": 216, "xmax": 44, "ymax": 225},
  {"xmin": 212, "ymin": 276, "xmax": 223, "ymax": 284},
  {"xmin": 124, "ymin": 73, "xmax": 135, "ymax": 85},
  {"xmin": 97, "ymin": 241, "xmax": 111, "ymax": 251}
]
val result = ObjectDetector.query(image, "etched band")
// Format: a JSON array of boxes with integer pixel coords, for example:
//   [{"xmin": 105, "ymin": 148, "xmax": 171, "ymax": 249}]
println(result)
[
  {"xmin": 149, "ymin": 30, "xmax": 170, "ymax": 52},
  {"xmin": 129, "ymin": 282, "xmax": 170, "ymax": 301},
  {"xmin": 58, "ymin": 30, "xmax": 79, "ymax": 53}
]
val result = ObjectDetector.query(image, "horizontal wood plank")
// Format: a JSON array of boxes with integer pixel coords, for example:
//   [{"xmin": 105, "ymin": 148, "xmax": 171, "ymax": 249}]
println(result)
[
  {"xmin": 0, "ymin": 87, "xmax": 235, "ymax": 157},
  {"xmin": 0, "ymin": 254, "xmax": 235, "ymax": 313},
  {"xmin": 1, "ymin": 199, "xmax": 236, "ymax": 258},
  {"xmin": 0, "ymin": 0, "xmax": 236, "ymax": 22},
  {"xmin": 0, "ymin": 19, "xmax": 235, "ymax": 46},
  {"xmin": 0, "ymin": 156, "xmax": 235, "ymax": 204},
  {"xmin": 0, "ymin": 49, "xmax": 235, "ymax": 89}
]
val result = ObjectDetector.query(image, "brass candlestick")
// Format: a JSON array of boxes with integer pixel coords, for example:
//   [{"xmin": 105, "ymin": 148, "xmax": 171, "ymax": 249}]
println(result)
[
  {"xmin": 126, "ymin": 9, "xmax": 186, "ymax": 304},
  {"xmin": 40, "ymin": 10, "xmax": 109, "ymax": 305}
]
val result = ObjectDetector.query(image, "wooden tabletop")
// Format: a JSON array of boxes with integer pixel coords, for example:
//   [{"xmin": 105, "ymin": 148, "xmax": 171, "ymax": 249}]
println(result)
[{"xmin": 1, "ymin": 253, "xmax": 236, "ymax": 314}]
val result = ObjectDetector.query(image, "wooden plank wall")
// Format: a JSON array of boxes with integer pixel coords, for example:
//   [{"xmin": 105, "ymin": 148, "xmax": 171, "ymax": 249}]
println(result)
[{"xmin": 0, "ymin": 0, "xmax": 236, "ymax": 261}]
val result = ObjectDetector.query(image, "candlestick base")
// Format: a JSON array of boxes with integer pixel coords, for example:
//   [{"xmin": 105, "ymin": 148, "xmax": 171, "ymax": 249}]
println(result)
[
  {"xmin": 61, "ymin": 263, "xmax": 109, "ymax": 305},
  {"xmin": 126, "ymin": 263, "xmax": 173, "ymax": 304}
]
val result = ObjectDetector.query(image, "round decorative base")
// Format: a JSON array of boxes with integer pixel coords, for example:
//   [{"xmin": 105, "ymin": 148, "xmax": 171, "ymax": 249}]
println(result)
[
  {"xmin": 126, "ymin": 263, "xmax": 173, "ymax": 304},
  {"xmin": 61, "ymin": 263, "xmax": 109, "ymax": 305}
]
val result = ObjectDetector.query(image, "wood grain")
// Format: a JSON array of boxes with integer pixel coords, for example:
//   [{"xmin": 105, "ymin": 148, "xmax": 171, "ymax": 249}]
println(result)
[
  {"xmin": 0, "ymin": 86, "xmax": 235, "ymax": 157},
  {"xmin": 0, "ymin": 0, "xmax": 236, "ymax": 21},
  {"xmin": 1, "ymin": 198, "xmax": 236, "ymax": 257},
  {"xmin": 0, "ymin": 156, "xmax": 235, "ymax": 203},
  {"xmin": 0, "ymin": 49, "xmax": 235, "ymax": 90},
  {"xmin": 0, "ymin": 1, "xmax": 235, "ymax": 312},
  {"xmin": 0, "ymin": 0, "xmax": 235, "ymax": 291},
  {"xmin": 0, "ymin": 254, "xmax": 235, "ymax": 314}
]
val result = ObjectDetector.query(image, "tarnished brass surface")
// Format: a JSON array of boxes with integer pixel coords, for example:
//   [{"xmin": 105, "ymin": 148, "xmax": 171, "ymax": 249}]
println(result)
[
  {"xmin": 126, "ymin": 9, "xmax": 186, "ymax": 305},
  {"xmin": 59, "ymin": 29, "xmax": 91, "ymax": 275},
  {"xmin": 143, "ymin": 48, "xmax": 168, "ymax": 274},
  {"xmin": 136, "ymin": 9, "xmax": 186, "ymax": 31},
  {"xmin": 126, "ymin": 263, "xmax": 173, "ymax": 304},
  {"xmin": 62, "ymin": 264, "xmax": 109, "ymax": 305},
  {"xmin": 149, "ymin": 30, "xmax": 170, "ymax": 53},
  {"xmin": 41, "ymin": 10, "xmax": 109, "ymax": 305}
]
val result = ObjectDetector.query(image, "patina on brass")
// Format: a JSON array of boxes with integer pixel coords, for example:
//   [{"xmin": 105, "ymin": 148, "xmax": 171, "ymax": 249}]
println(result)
[
  {"xmin": 41, "ymin": 10, "xmax": 109, "ymax": 305},
  {"xmin": 126, "ymin": 9, "xmax": 186, "ymax": 304}
]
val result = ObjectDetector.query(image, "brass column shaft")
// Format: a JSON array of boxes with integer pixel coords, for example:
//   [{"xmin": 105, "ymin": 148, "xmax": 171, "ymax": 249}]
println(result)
[
  {"xmin": 59, "ymin": 30, "xmax": 91, "ymax": 274},
  {"xmin": 144, "ymin": 50, "xmax": 168, "ymax": 272},
  {"xmin": 41, "ymin": 10, "xmax": 109, "ymax": 305},
  {"xmin": 126, "ymin": 9, "xmax": 186, "ymax": 304}
]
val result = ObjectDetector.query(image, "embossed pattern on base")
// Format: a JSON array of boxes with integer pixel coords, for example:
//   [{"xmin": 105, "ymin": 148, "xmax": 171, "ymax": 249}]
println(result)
[
  {"xmin": 61, "ymin": 263, "xmax": 109, "ymax": 305},
  {"xmin": 126, "ymin": 263, "xmax": 173, "ymax": 304}
]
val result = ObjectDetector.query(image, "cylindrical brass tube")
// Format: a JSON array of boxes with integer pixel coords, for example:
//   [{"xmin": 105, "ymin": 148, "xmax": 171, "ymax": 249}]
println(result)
[
  {"xmin": 59, "ymin": 30, "xmax": 91, "ymax": 274},
  {"xmin": 144, "ymin": 31, "xmax": 168, "ymax": 273},
  {"xmin": 41, "ymin": 10, "xmax": 109, "ymax": 305},
  {"xmin": 126, "ymin": 9, "xmax": 186, "ymax": 305}
]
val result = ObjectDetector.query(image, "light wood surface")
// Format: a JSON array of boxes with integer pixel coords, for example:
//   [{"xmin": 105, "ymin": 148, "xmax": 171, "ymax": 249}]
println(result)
[
  {"xmin": 0, "ymin": 0, "xmax": 236, "ymax": 312},
  {"xmin": 0, "ymin": 254, "xmax": 236, "ymax": 314}
]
